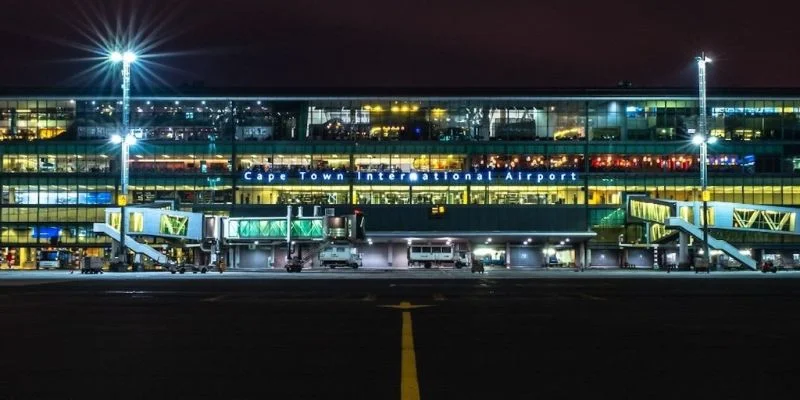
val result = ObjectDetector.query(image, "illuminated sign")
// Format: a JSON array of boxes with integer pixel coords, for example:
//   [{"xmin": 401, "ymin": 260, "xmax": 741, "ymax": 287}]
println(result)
[
  {"xmin": 242, "ymin": 170, "xmax": 579, "ymax": 184},
  {"xmin": 711, "ymin": 107, "xmax": 800, "ymax": 115}
]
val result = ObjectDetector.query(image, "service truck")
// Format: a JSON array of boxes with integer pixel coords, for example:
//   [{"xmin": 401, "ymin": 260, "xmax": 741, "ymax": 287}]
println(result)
[{"xmin": 318, "ymin": 244, "xmax": 362, "ymax": 269}]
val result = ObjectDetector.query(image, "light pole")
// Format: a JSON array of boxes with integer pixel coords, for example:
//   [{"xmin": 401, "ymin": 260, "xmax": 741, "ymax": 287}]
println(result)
[
  {"xmin": 109, "ymin": 50, "xmax": 137, "ymax": 271},
  {"xmin": 693, "ymin": 52, "xmax": 715, "ymax": 267}
]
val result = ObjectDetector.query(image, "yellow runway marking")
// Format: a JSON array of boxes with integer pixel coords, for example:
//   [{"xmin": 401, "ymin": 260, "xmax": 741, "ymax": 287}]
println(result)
[
  {"xmin": 401, "ymin": 308, "xmax": 420, "ymax": 400},
  {"xmin": 378, "ymin": 301, "xmax": 433, "ymax": 400}
]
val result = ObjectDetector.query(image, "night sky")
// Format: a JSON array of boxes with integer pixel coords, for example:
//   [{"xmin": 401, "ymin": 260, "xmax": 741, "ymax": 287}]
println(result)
[{"xmin": 2, "ymin": 0, "xmax": 799, "ymax": 89}]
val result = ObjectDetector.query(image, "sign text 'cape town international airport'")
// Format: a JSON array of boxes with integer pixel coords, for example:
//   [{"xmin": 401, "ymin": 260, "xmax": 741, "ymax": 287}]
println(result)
[{"xmin": 242, "ymin": 170, "xmax": 579, "ymax": 184}]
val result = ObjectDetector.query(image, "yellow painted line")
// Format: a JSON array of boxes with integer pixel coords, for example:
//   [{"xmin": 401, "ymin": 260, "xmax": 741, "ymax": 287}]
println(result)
[
  {"xmin": 378, "ymin": 301, "xmax": 434, "ymax": 400},
  {"xmin": 401, "ymin": 305, "xmax": 421, "ymax": 400}
]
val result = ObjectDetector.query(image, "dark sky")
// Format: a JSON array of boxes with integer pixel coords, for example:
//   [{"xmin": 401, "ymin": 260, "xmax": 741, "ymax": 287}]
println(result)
[{"xmin": 2, "ymin": 0, "xmax": 799, "ymax": 89}]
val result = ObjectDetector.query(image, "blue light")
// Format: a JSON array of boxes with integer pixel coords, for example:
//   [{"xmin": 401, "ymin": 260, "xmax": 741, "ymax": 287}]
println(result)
[{"xmin": 32, "ymin": 227, "xmax": 60, "ymax": 238}]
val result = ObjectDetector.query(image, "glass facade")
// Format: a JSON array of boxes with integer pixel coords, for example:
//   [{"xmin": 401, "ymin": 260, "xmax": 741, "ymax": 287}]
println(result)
[{"xmin": 3, "ymin": 90, "xmax": 800, "ymax": 267}]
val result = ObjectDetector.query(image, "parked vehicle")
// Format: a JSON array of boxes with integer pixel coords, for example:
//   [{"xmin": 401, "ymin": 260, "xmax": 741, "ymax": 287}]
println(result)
[
  {"xmin": 694, "ymin": 257, "xmax": 711, "ymax": 274},
  {"xmin": 408, "ymin": 245, "xmax": 470, "ymax": 269},
  {"xmin": 169, "ymin": 263, "xmax": 207, "ymax": 274},
  {"xmin": 285, "ymin": 256, "xmax": 304, "ymax": 273},
  {"xmin": 319, "ymin": 244, "xmax": 361, "ymax": 269},
  {"xmin": 81, "ymin": 257, "xmax": 104, "ymax": 274},
  {"xmin": 37, "ymin": 250, "xmax": 70, "ymax": 270},
  {"xmin": 471, "ymin": 259, "xmax": 485, "ymax": 274},
  {"xmin": 761, "ymin": 260, "xmax": 778, "ymax": 273}
]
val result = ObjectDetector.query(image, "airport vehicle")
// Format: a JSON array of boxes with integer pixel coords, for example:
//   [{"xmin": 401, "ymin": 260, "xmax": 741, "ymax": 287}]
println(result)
[
  {"xmin": 761, "ymin": 260, "xmax": 778, "ymax": 273},
  {"xmin": 408, "ymin": 245, "xmax": 470, "ymax": 269},
  {"xmin": 319, "ymin": 244, "xmax": 361, "ymax": 269},
  {"xmin": 37, "ymin": 250, "xmax": 69, "ymax": 270},
  {"xmin": 694, "ymin": 257, "xmax": 711, "ymax": 274},
  {"xmin": 80, "ymin": 257, "xmax": 104, "ymax": 274}
]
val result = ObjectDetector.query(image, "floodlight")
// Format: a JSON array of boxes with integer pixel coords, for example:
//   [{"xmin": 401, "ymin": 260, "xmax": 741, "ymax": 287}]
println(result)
[{"xmin": 122, "ymin": 51, "xmax": 137, "ymax": 63}]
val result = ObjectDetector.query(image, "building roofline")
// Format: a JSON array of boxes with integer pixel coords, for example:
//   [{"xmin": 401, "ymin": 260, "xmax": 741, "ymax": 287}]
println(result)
[{"xmin": 1, "ymin": 86, "xmax": 800, "ymax": 99}]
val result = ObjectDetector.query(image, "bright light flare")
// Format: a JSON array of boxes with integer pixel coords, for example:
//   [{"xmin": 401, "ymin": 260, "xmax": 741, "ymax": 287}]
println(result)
[
  {"xmin": 110, "ymin": 50, "xmax": 137, "ymax": 64},
  {"xmin": 123, "ymin": 51, "xmax": 137, "ymax": 63},
  {"xmin": 692, "ymin": 134, "xmax": 705, "ymax": 145},
  {"xmin": 111, "ymin": 134, "xmax": 137, "ymax": 146},
  {"xmin": 109, "ymin": 51, "xmax": 123, "ymax": 63},
  {"xmin": 707, "ymin": 136, "xmax": 718, "ymax": 144}
]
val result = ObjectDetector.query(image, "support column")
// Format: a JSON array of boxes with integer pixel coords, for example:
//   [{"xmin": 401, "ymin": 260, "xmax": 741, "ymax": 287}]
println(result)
[
  {"xmin": 586, "ymin": 248, "xmax": 592, "ymax": 268},
  {"xmin": 231, "ymin": 246, "xmax": 238, "ymax": 269},
  {"xmin": 349, "ymin": 153, "xmax": 355, "ymax": 204},
  {"xmin": 505, "ymin": 241, "xmax": 511, "ymax": 268},
  {"xmin": 679, "ymin": 232, "xmax": 689, "ymax": 265},
  {"xmin": 620, "ymin": 101, "xmax": 628, "ymax": 141},
  {"xmin": 479, "ymin": 108, "xmax": 491, "ymax": 140},
  {"xmin": 297, "ymin": 102, "xmax": 310, "ymax": 141},
  {"xmin": 286, "ymin": 205, "xmax": 293, "ymax": 261},
  {"xmin": 111, "ymin": 240, "xmax": 120, "ymax": 258},
  {"xmin": 387, "ymin": 241, "xmax": 393, "ymax": 268},
  {"xmin": 578, "ymin": 242, "xmax": 586, "ymax": 271}
]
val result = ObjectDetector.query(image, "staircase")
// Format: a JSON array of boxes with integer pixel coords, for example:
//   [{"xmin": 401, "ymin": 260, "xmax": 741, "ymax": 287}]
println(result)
[
  {"xmin": 93, "ymin": 223, "xmax": 170, "ymax": 264},
  {"xmin": 296, "ymin": 242, "xmax": 326, "ymax": 267},
  {"xmin": 665, "ymin": 217, "xmax": 757, "ymax": 270}
]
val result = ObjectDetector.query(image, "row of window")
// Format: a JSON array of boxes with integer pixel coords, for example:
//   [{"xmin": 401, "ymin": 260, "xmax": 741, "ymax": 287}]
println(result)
[
  {"xmin": 5, "ymin": 99, "xmax": 800, "ymax": 110},
  {"xmin": 3, "ymin": 98, "xmax": 800, "ymax": 142},
  {"xmin": 4, "ymin": 183, "xmax": 800, "ymax": 207},
  {"xmin": 0, "ymin": 224, "xmax": 109, "ymax": 244},
  {"xmin": 0, "ymin": 207, "xmax": 106, "ymax": 223},
  {"xmin": 3, "ymin": 116, "xmax": 798, "ymax": 142},
  {"xmin": 0, "ymin": 153, "xmax": 791, "ymax": 174}
]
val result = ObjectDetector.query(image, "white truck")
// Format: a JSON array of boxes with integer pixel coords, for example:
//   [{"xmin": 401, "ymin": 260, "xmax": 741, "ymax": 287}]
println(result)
[
  {"xmin": 408, "ymin": 245, "xmax": 470, "ymax": 269},
  {"xmin": 318, "ymin": 244, "xmax": 362, "ymax": 269}
]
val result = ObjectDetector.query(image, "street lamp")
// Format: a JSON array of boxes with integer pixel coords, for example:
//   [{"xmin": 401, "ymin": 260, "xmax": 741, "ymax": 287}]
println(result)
[
  {"xmin": 693, "ymin": 52, "xmax": 714, "ymax": 268},
  {"xmin": 109, "ymin": 50, "xmax": 138, "ymax": 271}
]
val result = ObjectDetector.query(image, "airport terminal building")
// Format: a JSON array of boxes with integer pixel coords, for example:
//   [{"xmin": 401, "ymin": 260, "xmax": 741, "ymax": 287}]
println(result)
[{"xmin": 2, "ymin": 87, "xmax": 800, "ymax": 270}]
